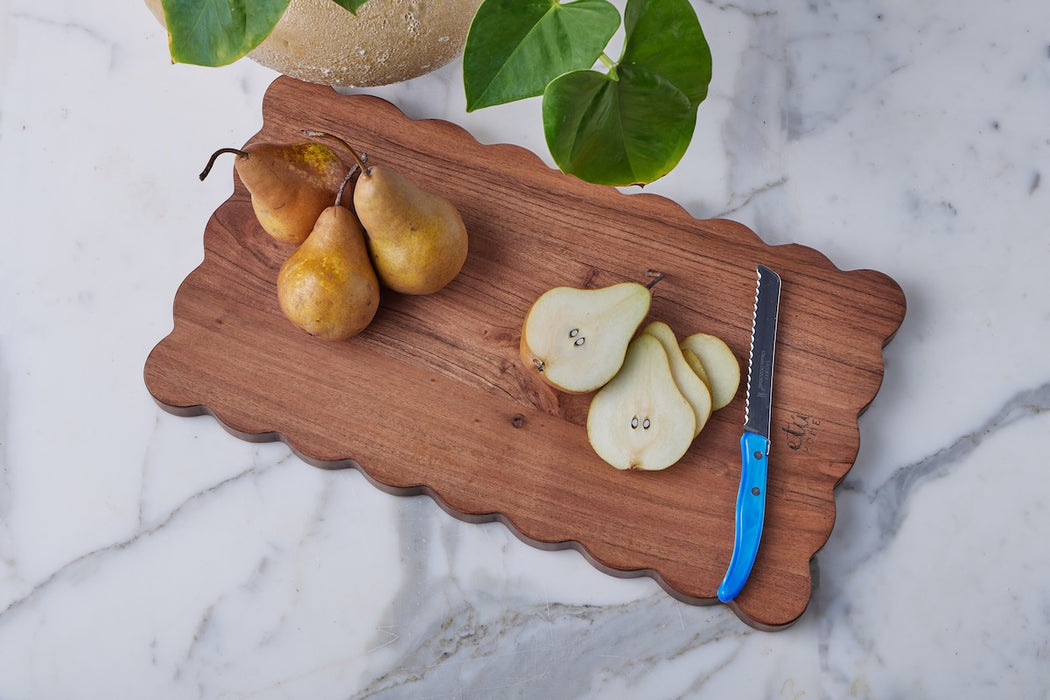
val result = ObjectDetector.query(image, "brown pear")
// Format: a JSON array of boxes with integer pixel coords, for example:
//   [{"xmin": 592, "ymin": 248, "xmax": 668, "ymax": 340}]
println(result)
[
  {"xmin": 276, "ymin": 174, "xmax": 380, "ymax": 341},
  {"xmin": 200, "ymin": 141, "xmax": 348, "ymax": 245},
  {"xmin": 302, "ymin": 130, "xmax": 468, "ymax": 295}
]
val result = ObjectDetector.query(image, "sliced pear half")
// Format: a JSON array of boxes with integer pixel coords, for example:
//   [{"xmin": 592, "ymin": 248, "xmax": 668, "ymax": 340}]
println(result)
[
  {"xmin": 586, "ymin": 334, "xmax": 696, "ymax": 471},
  {"xmin": 642, "ymin": 321, "xmax": 713, "ymax": 436},
  {"xmin": 680, "ymin": 333, "xmax": 741, "ymax": 410},
  {"xmin": 520, "ymin": 282, "xmax": 651, "ymax": 394},
  {"xmin": 681, "ymin": 347, "xmax": 710, "ymax": 388}
]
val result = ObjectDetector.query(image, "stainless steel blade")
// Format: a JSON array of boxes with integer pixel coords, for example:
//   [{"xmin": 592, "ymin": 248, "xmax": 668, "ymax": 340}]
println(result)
[{"xmin": 742, "ymin": 265, "xmax": 782, "ymax": 438}]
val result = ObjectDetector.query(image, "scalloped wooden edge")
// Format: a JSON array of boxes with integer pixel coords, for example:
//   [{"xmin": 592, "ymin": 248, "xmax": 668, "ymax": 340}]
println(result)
[{"xmin": 146, "ymin": 76, "xmax": 907, "ymax": 631}]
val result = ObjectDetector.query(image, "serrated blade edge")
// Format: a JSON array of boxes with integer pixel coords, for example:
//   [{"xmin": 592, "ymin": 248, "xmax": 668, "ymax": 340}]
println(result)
[{"xmin": 743, "ymin": 265, "xmax": 782, "ymax": 438}]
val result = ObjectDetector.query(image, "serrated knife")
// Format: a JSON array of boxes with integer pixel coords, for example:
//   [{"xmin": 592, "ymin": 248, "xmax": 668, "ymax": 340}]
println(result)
[{"xmin": 718, "ymin": 264, "xmax": 782, "ymax": 603}]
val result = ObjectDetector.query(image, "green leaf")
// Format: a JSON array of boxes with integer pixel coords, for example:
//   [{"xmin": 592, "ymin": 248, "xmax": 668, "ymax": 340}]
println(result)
[
  {"xmin": 620, "ymin": 0, "xmax": 711, "ymax": 107},
  {"xmin": 463, "ymin": 0, "xmax": 621, "ymax": 112},
  {"xmin": 542, "ymin": 0, "xmax": 712, "ymax": 186},
  {"xmin": 161, "ymin": 0, "xmax": 291, "ymax": 67},
  {"xmin": 329, "ymin": 0, "xmax": 371, "ymax": 12},
  {"xmin": 543, "ymin": 66, "xmax": 695, "ymax": 186}
]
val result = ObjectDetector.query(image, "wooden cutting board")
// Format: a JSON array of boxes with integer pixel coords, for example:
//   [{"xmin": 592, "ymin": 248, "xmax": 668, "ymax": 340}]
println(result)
[{"xmin": 144, "ymin": 76, "xmax": 906, "ymax": 630}]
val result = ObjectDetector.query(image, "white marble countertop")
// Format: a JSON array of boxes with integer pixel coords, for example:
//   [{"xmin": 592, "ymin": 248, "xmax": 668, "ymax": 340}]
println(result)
[{"xmin": 2, "ymin": 1, "xmax": 1049, "ymax": 698}]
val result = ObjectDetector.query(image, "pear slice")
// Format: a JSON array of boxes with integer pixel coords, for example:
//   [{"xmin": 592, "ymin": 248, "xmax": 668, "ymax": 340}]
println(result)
[
  {"xmin": 586, "ymin": 334, "xmax": 696, "ymax": 471},
  {"xmin": 520, "ymin": 282, "xmax": 651, "ymax": 394},
  {"xmin": 641, "ymin": 321, "xmax": 713, "ymax": 436},
  {"xmin": 680, "ymin": 333, "xmax": 741, "ymax": 410},
  {"xmin": 681, "ymin": 347, "xmax": 711, "ymax": 388}
]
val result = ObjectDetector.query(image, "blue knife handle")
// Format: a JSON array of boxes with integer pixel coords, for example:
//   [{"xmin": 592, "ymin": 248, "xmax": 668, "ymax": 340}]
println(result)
[{"xmin": 717, "ymin": 431, "xmax": 770, "ymax": 603}]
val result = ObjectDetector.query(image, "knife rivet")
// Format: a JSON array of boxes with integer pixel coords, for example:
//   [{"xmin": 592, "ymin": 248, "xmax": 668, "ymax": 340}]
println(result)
[
  {"xmin": 751, "ymin": 487, "xmax": 761, "ymax": 496},
  {"xmin": 754, "ymin": 450, "xmax": 764, "ymax": 460}
]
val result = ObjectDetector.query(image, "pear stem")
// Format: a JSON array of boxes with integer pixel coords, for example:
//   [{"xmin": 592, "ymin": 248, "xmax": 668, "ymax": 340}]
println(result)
[
  {"xmin": 334, "ymin": 165, "xmax": 359, "ymax": 207},
  {"xmin": 644, "ymin": 270, "xmax": 666, "ymax": 289},
  {"xmin": 302, "ymin": 129, "xmax": 369, "ymax": 174},
  {"xmin": 199, "ymin": 147, "xmax": 248, "ymax": 181}
]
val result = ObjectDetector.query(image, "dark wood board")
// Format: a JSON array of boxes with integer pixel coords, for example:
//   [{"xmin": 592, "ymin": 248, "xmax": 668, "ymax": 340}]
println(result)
[{"xmin": 144, "ymin": 76, "xmax": 906, "ymax": 630}]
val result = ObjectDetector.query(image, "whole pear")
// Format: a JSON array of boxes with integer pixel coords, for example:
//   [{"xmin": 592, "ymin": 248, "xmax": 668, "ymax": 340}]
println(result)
[
  {"xmin": 276, "ymin": 175, "xmax": 380, "ymax": 340},
  {"xmin": 302, "ymin": 130, "xmax": 468, "ymax": 295},
  {"xmin": 200, "ymin": 141, "xmax": 348, "ymax": 245}
]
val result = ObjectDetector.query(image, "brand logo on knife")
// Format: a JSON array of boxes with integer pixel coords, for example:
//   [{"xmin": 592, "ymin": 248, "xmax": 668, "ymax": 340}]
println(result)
[{"xmin": 755, "ymin": 348, "xmax": 773, "ymax": 399}]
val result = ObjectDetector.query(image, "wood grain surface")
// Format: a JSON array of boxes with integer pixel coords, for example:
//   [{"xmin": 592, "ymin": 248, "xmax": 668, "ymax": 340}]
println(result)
[{"xmin": 143, "ymin": 76, "xmax": 906, "ymax": 630}]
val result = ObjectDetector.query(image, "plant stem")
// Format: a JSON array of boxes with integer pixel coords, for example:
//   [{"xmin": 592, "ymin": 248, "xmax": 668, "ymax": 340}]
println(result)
[{"xmin": 597, "ymin": 52, "xmax": 618, "ymax": 80}]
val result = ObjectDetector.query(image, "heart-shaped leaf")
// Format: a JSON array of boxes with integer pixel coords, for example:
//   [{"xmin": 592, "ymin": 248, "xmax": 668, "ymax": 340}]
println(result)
[
  {"xmin": 162, "ymin": 0, "xmax": 291, "ymax": 67},
  {"xmin": 463, "ymin": 0, "xmax": 621, "ymax": 112},
  {"xmin": 620, "ymin": 0, "xmax": 711, "ymax": 107},
  {"xmin": 543, "ymin": 66, "xmax": 695, "ymax": 186},
  {"xmin": 542, "ymin": 0, "xmax": 711, "ymax": 185}
]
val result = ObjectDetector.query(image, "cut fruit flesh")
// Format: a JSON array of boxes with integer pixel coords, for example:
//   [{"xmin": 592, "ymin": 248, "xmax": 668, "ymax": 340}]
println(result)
[
  {"xmin": 642, "ymin": 321, "xmax": 713, "ymax": 436},
  {"xmin": 520, "ymin": 282, "xmax": 651, "ymax": 394},
  {"xmin": 681, "ymin": 347, "xmax": 710, "ymax": 388},
  {"xmin": 586, "ymin": 334, "xmax": 696, "ymax": 471},
  {"xmin": 680, "ymin": 333, "xmax": 741, "ymax": 410}
]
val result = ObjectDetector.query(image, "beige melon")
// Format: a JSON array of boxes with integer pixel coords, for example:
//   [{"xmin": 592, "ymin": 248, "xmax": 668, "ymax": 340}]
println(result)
[{"xmin": 144, "ymin": 0, "xmax": 483, "ymax": 87}]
